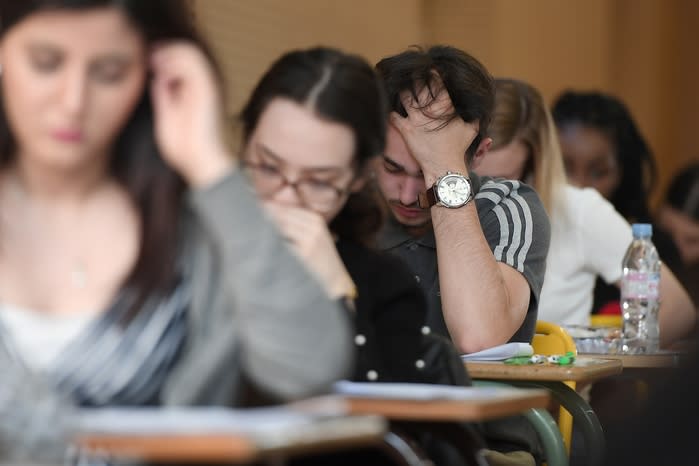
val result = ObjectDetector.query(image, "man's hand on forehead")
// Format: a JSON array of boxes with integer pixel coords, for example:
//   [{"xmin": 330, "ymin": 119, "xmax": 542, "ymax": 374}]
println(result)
[
  {"xmin": 390, "ymin": 78, "xmax": 479, "ymax": 181},
  {"xmin": 399, "ymin": 77, "xmax": 456, "ymax": 128}
]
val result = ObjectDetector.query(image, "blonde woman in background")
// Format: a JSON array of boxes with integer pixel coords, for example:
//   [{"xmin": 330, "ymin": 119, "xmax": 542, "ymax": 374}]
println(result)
[{"xmin": 472, "ymin": 78, "xmax": 695, "ymax": 346}]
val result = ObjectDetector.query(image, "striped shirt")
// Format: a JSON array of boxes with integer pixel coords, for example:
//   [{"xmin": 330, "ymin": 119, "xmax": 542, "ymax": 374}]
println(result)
[
  {"xmin": 378, "ymin": 174, "xmax": 550, "ymax": 343},
  {"xmin": 0, "ymin": 280, "xmax": 190, "ymax": 407}
]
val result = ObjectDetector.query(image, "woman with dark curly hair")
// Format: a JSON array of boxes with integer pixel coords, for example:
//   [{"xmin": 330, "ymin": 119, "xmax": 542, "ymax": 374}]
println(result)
[{"xmin": 551, "ymin": 91, "xmax": 686, "ymax": 315}]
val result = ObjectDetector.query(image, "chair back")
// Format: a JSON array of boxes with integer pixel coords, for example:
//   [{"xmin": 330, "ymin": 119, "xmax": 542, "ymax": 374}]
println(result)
[
  {"xmin": 590, "ymin": 314, "xmax": 622, "ymax": 328},
  {"xmin": 532, "ymin": 321, "xmax": 577, "ymax": 455},
  {"xmin": 532, "ymin": 321, "xmax": 578, "ymax": 356}
]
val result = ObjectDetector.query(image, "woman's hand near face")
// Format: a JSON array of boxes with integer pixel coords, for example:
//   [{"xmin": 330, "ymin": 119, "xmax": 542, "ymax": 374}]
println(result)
[
  {"xmin": 150, "ymin": 42, "xmax": 234, "ymax": 187},
  {"xmin": 263, "ymin": 202, "xmax": 356, "ymax": 300}
]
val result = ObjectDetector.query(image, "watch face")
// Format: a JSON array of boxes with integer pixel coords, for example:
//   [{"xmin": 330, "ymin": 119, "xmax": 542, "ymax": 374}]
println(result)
[{"xmin": 436, "ymin": 174, "xmax": 471, "ymax": 207}]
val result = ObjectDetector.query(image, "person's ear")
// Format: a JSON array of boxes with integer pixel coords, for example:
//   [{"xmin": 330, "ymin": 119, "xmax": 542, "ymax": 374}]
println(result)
[{"xmin": 470, "ymin": 137, "xmax": 493, "ymax": 170}]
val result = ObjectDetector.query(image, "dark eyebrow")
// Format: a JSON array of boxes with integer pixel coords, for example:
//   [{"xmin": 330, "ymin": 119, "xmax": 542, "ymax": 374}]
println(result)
[
  {"xmin": 382, "ymin": 154, "xmax": 423, "ymax": 178},
  {"xmin": 27, "ymin": 42, "xmax": 135, "ymax": 65},
  {"xmin": 256, "ymin": 143, "xmax": 281, "ymax": 162},
  {"xmin": 257, "ymin": 143, "xmax": 346, "ymax": 175},
  {"xmin": 27, "ymin": 42, "xmax": 60, "ymax": 53},
  {"xmin": 92, "ymin": 54, "xmax": 134, "ymax": 67}
]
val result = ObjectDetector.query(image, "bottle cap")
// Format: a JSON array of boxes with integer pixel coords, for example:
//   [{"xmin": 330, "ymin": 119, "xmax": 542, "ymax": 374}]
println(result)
[{"xmin": 631, "ymin": 223, "xmax": 653, "ymax": 238}]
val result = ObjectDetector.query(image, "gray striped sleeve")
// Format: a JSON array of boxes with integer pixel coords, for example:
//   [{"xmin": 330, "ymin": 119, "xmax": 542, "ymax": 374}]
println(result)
[{"xmin": 474, "ymin": 178, "xmax": 549, "ymax": 299}]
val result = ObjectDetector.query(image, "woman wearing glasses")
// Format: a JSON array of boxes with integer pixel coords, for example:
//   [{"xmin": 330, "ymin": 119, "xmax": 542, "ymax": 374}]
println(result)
[
  {"xmin": 240, "ymin": 48, "xmax": 546, "ymax": 466},
  {"xmin": 239, "ymin": 47, "xmax": 438, "ymax": 386}
]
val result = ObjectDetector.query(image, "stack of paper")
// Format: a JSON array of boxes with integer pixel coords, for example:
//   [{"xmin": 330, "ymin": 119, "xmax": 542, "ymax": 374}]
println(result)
[
  {"xmin": 460, "ymin": 342, "xmax": 534, "ymax": 361},
  {"xmin": 74, "ymin": 406, "xmax": 387, "ymax": 452},
  {"xmin": 333, "ymin": 380, "xmax": 506, "ymax": 400},
  {"xmin": 74, "ymin": 406, "xmax": 315, "ymax": 435}
]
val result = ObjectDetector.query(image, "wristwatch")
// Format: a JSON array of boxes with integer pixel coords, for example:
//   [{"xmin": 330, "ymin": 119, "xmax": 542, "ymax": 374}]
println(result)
[{"xmin": 418, "ymin": 171, "xmax": 473, "ymax": 209}]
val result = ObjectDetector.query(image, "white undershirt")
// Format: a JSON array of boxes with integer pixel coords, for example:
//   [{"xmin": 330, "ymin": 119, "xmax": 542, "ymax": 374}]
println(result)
[{"xmin": 0, "ymin": 303, "xmax": 94, "ymax": 371}]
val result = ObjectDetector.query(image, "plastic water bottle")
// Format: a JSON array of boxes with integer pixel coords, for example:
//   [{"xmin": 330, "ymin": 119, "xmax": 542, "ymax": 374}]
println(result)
[{"xmin": 620, "ymin": 223, "xmax": 661, "ymax": 353}]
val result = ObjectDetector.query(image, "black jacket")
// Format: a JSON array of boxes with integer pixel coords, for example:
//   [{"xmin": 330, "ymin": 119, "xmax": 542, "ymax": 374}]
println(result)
[
  {"xmin": 338, "ymin": 239, "xmax": 470, "ymax": 386},
  {"xmin": 337, "ymin": 239, "xmax": 428, "ymax": 383}
]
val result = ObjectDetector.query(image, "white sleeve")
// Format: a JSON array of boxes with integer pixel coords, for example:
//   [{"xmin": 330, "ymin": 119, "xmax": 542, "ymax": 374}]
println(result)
[{"xmin": 578, "ymin": 188, "xmax": 633, "ymax": 284}]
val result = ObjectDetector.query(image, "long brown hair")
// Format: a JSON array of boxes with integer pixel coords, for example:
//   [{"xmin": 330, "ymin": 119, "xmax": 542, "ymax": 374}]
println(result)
[{"xmin": 0, "ymin": 0, "xmax": 221, "ymax": 317}]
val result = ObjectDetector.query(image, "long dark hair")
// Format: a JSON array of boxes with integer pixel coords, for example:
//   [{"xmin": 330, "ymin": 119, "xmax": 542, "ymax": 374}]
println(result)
[
  {"xmin": 240, "ymin": 47, "xmax": 388, "ymax": 245},
  {"xmin": 666, "ymin": 162, "xmax": 699, "ymax": 222},
  {"xmin": 0, "ymin": 0, "xmax": 220, "ymax": 316},
  {"xmin": 551, "ymin": 90, "xmax": 657, "ymax": 222}
]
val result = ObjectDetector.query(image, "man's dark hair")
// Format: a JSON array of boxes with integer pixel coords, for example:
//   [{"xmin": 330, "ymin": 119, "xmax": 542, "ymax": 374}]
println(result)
[{"xmin": 375, "ymin": 45, "xmax": 495, "ymax": 161}]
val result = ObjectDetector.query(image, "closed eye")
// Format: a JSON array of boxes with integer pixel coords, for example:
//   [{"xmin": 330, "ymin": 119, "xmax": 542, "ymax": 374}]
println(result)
[
  {"xmin": 91, "ymin": 62, "xmax": 129, "ymax": 84},
  {"xmin": 257, "ymin": 162, "xmax": 281, "ymax": 175},
  {"xmin": 305, "ymin": 178, "xmax": 335, "ymax": 189},
  {"xmin": 29, "ymin": 50, "xmax": 62, "ymax": 73},
  {"xmin": 382, "ymin": 157, "xmax": 404, "ymax": 174}
]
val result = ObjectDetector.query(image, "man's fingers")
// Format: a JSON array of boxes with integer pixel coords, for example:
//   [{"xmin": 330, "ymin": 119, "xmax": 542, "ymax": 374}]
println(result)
[
  {"xmin": 389, "ymin": 112, "xmax": 408, "ymax": 133},
  {"xmin": 398, "ymin": 83, "xmax": 456, "ymax": 128}
]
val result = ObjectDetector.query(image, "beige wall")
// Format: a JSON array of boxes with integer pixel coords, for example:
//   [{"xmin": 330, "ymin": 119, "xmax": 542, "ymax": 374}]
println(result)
[
  {"xmin": 425, "ymin": 0, "xmax": 614, "ymax": 103},
  {"xmin": 193, "ymin": 0, "xmax": 423, "ymax": 114},
  {"xmin": 194, "ymin": 0, "xmax": 699, "ymax": 207}
]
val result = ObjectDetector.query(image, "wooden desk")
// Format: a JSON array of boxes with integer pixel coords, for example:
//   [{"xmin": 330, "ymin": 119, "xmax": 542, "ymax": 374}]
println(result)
[
  {"xmin": 78, "ymin": 433, "xmax": 259, "ymax": 463},
  {"xmin": 465, "ymin": 357, "xmax": 622, "ymax": 383},
  {"xmin": 465, "ymin": 357, "xmax": 622, "ymax": 466},
  {"xmin": 591, "ymin": 352, "xmax": 683, "ymax": 369},
  {"xmin": 74, "ymin": 387, "xmax": 551, "ymax": 466},
  {"xmin": 292, "ymin": 387, "xmax": 550, "ymax": 422},
  {"xmin": 293, "ymin": 386, "xmax": 551, "ymax": 466},
  {"xmin": 75, "ymin": 410, "xmax": 386, "ymax": 464}
]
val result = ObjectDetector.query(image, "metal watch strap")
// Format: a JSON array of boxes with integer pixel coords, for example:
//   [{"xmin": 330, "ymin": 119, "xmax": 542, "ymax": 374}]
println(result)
[{"xmin": 418, "ymin": 186, "xmax": 438, "ymax": 209}]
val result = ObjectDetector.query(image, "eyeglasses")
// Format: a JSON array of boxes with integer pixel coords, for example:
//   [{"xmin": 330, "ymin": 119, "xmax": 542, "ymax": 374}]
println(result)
[{"xmin": 242, "ymin": 160, "xmax": 353, "ymax": 211}]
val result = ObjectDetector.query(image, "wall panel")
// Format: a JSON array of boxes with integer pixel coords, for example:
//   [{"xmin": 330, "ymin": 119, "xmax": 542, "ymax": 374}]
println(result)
[
  {"xmin": 193, "ymin": 0, "xmax": 698, "ymax": 206},
  {"xmin": 193, "ymin": 0, "xmax": 423, "ymax": 114}
]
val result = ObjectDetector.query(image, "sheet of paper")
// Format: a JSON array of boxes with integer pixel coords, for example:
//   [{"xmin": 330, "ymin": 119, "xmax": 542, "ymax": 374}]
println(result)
[
  {"xmin": 74, "ymin": 406, "xmax": 388, "ymax": 452},
  {"xmin": 74, "ymin": 406, "xmax": 315, "ymax": 435},
  {"xmin": 460, "ymin": 342, "xmax": 534, "ymax": 361},
  {"xmin": 333, "ymin": 380, "xmax": 515, "ymax": 401}
]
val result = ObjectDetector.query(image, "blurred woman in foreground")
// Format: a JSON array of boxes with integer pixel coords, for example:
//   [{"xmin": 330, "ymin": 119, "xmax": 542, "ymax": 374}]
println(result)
[{"xmin": 0, "ymin": 1, "xmax": 352, "ymax": 460}]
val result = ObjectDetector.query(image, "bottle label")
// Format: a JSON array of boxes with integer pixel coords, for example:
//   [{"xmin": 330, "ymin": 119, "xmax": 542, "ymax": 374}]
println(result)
[{"xmin": 621, "ymin": 272, "xmax": 660, "ymax": 300}]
